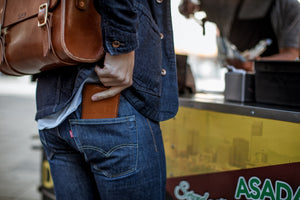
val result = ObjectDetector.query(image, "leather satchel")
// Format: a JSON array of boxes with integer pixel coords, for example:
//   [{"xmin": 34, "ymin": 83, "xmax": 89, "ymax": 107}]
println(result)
[{"xmin": 0, "ymin": 0, "xmax": 104, "ymax": 76}]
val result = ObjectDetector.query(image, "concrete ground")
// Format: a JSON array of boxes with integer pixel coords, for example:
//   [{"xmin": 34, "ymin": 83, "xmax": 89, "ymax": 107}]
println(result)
[{"xmin": 0, "ymin": 75, "xmax": 41, "ymax": 200}]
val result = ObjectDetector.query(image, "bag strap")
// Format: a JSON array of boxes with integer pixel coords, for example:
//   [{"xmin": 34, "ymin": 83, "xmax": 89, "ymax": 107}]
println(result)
[
  {"xmin": 0, "ymin": 0, "xmax": 7, "ymax": 34},
  {"xmin": 0, "ymin": 0, "xmax": 6, "ymax": 68}
]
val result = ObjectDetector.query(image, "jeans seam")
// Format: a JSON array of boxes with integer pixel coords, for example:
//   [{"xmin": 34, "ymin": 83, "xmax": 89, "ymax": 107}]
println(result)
[
  {"xmin": 147, "ymin": 118, "xmax": 158, "ymax": 152},
  {"xmin": 55, "ymin": 126, "xmax": 65, "ymax": 140},
  {"xmin": 39, "ymin": 131, "xmax": 47, "ymax": 146},
  {"xmin": 135, "ymin": 120, "xmax": 139, "ymax": 175}
]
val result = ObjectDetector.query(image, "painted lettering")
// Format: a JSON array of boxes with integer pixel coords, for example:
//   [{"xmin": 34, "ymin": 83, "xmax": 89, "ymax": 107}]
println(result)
[
  {"xmin": 235, "ymin": 177, "xmax": 251, "ymax": 199},
  {"xmin": 249, "ymin": 177, "xmax": 261, "ymax": 199},
  {"xmin": 276, "ymin": 181, "xmax": 293, "ymax": 200},
  {"xmin": 174, "ymin": 181, "xmax": 209, "ymax": 200},
  {"xmin": 293, "ymin": 187, "xmax": 300, "ymax": 200},
  {"xmin": 235, "ymin": 176, "xmax": 299, "ymax": 200},
  {"xmin": 260, "ymin": 179, "xmax": 275, "ymax": 200},
  {"xmin": 173, "ymin": 177, "xmax": 298, "ymax": 200}
]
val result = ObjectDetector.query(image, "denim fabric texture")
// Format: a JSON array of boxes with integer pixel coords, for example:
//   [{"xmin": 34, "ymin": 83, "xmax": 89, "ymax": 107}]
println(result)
[
  {"xmin": 35, "ymin": 0, "xmax": 178, "ymax": 122},
  {"xmin": 39, "ymin": 96, "xmax": 166, "ymax": 200}
]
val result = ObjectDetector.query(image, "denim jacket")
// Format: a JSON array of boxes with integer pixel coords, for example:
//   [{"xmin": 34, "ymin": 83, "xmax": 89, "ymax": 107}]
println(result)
[{"xmin": 35, "ymin": 0, "xmax": 178, "ymax": 122}]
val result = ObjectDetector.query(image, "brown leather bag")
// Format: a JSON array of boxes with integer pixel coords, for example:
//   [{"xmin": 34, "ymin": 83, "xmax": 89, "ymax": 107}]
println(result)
[{"xmin": 0, "ymin": 0, "xmax": 104, "ymax": 76}]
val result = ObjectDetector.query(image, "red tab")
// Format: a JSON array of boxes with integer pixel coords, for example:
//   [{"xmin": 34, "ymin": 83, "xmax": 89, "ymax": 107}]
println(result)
[{"xmin": 69, "ymin": 130, "xmax": 74, "ymax": 138}]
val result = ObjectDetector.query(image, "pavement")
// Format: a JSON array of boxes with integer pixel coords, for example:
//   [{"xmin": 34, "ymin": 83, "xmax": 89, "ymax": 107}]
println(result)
[{"xmin": 0, "ymin": 75, "xmax": 41, "ymax": 200}]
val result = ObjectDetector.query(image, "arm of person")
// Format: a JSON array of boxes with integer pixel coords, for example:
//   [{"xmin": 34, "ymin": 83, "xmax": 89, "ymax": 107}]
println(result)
[
  {"xmin": 260, "ymin": 47, "xmax": 299, "ymax": 61},
  {"xmin": 226, "ymin": 47, "xmax": 299, "ymax": 72},
  {"xmin": 92, "ymin": 0, "xmax": 138, "ymax": 101},
  {"xmin": 272, "ymin": 0, "xmax": 300, "ymax": 59}
]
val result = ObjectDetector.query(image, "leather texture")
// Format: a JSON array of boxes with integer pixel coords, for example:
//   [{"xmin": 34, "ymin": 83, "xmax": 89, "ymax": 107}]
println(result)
[
  {"xmin": 0, "ymin": 0, "xmax": 104, "ymax": 76},
  {"xmin": 81, "ymin": 83, "xmax": 120, "ymax": 119}
]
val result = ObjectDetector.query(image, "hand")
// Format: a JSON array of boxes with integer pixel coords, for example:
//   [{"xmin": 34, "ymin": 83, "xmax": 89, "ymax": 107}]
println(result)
[
  {"xmin": 92, "ymin": 51, "xmax": 135, "ymax": 101},
  {"xmin": 226, "ymin": 58, "xmax": 254, "ymax": 72}
]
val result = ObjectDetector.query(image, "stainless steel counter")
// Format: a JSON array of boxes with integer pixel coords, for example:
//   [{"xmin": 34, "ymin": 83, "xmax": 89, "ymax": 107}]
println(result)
[{"xmin": 179, "ymin": 93, "xmax": 300, "ymax": 123}]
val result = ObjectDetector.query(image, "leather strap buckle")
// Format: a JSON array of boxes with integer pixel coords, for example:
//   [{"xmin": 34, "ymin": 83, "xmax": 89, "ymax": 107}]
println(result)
[{"xmin": 38, "ymin": 3, "xmax": 48, "ymax": 27}]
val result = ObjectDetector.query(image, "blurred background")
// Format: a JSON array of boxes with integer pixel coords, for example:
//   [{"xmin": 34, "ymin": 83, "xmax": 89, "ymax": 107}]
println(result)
[
  {"xmin": 171, "ymin": 0, "xmax": 226, "ymax": 93},
  {"xmin": 0, "ymin": 76, "xmax": 40, "ymax": 200}
]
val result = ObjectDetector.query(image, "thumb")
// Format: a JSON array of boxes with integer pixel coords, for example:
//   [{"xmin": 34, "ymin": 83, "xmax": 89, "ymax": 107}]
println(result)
[{"xmin": 91, "ymin": 86, "xmax": 123, "ymax": 101}]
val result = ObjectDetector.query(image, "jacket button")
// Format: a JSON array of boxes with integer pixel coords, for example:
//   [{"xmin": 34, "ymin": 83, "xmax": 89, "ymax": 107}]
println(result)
[
  {"xmin": 161, "ymin": 69, "xmax": 167, "ymax": 76},
  {"xmin": 112, "ymin": 41, "xmax": 121, "ymax": 48},
  {"xmin": 160, "ymin": 33, "xmax": 164, "ymax": 39},
  {"xmin": 156, "ymin": 0, "xmax": 163, "ymax": 3}
]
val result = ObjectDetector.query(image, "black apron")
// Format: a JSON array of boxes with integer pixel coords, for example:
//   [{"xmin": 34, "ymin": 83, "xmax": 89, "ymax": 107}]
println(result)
[{"xmin": 229, "ymin": 0, "xmax": 279, "ymax": 57}]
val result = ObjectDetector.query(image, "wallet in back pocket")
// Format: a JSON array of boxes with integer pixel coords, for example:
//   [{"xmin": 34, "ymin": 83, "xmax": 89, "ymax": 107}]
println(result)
[{"xmin": 81, "ymin": 83, "xmax": 120, "ymax": 119}]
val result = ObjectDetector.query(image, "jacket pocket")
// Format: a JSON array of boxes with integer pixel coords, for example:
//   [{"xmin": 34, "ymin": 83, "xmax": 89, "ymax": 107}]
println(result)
[
  {"xmin": 69, "ymin": 115, "xmax": 137, "ymax": 179},
  {"xmin": 133, "ymin": 4, "xmax": 162, "ymax": 96}
]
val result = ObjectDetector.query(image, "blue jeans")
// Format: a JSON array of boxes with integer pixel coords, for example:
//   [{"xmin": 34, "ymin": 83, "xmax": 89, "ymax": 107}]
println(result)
[{"xmin": 39, "ymin": 96, "xmax": 166, "ymax": 200}]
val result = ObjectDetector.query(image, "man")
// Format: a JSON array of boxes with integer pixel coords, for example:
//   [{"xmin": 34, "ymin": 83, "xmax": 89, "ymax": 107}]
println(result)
[
  {"xmin": 36, "ymin": 0, "xmax": 178, "ymax": 199},
  {"xmin": 179, "ymin": 0, "xmax": 300, "ymax": 71}
]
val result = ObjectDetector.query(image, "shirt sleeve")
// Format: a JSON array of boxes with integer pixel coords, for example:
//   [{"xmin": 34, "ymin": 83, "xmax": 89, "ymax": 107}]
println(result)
[
  {"xmin": 93, "ymin": 0, "xmax": 139, "ymax": 55},
  {"xmin": 274, "ymin": 0, "xmax": 300, "ymax": 48}
]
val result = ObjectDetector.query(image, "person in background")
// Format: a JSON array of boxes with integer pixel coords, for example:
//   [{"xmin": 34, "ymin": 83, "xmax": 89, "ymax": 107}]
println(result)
[
  {"xmin": 36, "ymin": 0, "xmax": 178, "ymax": 199},
  {"xmin": 179, "ymin": 0, "xmax": 300, "ymax": 71}
]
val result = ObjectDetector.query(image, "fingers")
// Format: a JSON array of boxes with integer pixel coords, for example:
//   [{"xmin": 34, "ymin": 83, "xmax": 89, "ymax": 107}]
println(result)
[
  {"xmin": 95, "ymin": 65, "xmax": 132, "ymax": 86},
  {"xmin": 91, "ymin": 86, "xmax": 124, "ymax": 101},
  {"xmin": 94, "ymin": 65, "xmax": 114, "ymax": 79},
  {"xmin": 93, "ymin": 51, "xmax": 135, "ymax": 100}
]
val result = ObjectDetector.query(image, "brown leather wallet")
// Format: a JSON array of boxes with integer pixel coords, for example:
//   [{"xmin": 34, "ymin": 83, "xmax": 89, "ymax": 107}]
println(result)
[{"xmin": 81, "ymin": 83, "xmax": 120, "ymax": 119}]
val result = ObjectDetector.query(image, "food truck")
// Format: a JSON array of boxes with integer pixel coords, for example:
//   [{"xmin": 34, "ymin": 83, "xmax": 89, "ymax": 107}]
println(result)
[
  {"xmin": 161, "ymin": 0, "xmax": 300, "ymax": 198},
  {"xmin": 161, "ymin": 79, "xmax": 300, "ymax": 200}
]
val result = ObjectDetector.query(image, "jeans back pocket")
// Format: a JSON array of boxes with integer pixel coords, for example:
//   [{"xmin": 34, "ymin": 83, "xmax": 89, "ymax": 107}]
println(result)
[{"xmin": 69, "ymin": 116, "xmax": 138, "ymax": 179}]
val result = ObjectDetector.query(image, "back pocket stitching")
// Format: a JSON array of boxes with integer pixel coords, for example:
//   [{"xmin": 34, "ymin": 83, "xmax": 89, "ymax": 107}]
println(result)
[
  {"xmin": 70, "ymin": 116, "xmax": 138, "ymax": 179},
  {"xmin": 79, "ymin": 144, "xmax": 137, "ymax": 157}
]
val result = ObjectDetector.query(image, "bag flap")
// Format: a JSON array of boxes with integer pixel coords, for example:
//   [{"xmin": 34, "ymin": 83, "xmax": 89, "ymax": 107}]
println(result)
[
  {"xmin": 1, "ymin": 0, "xmax": 59, "ymax": 27},
  {"xmin": 61, "ymin": 0, "xmax": 104, "ymax": 62}
]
